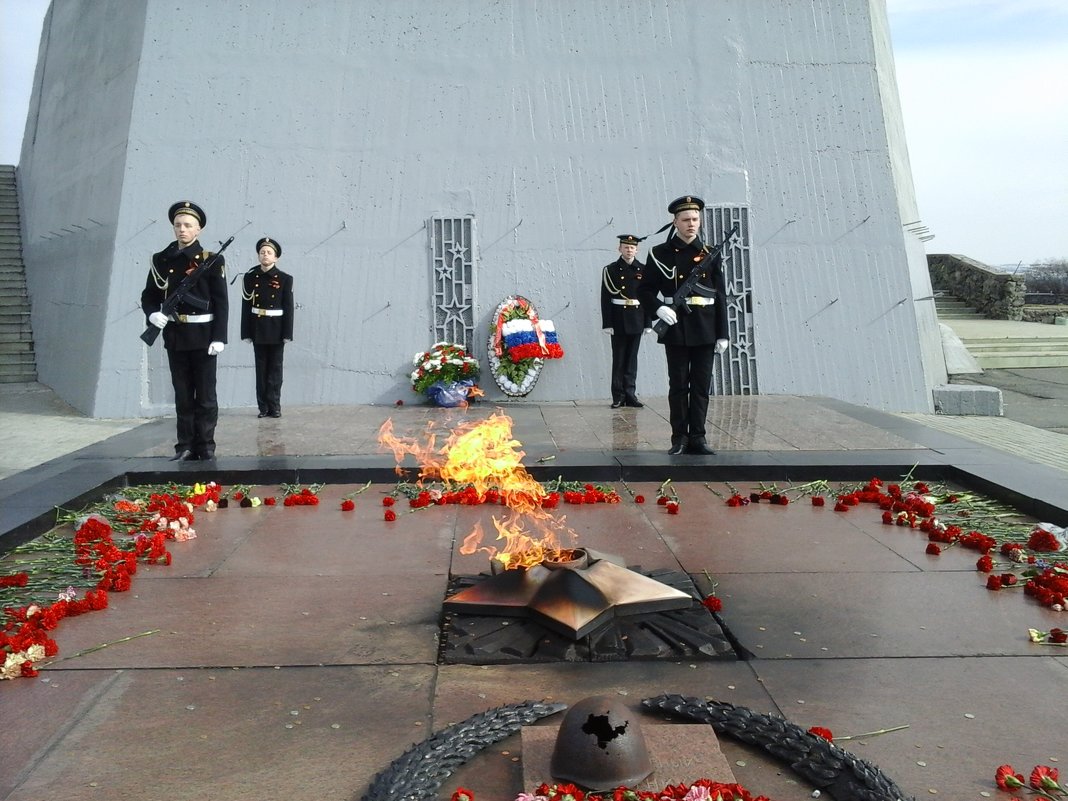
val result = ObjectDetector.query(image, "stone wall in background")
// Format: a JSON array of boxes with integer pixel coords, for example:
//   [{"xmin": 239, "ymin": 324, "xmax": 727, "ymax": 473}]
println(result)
[
  {"xmin": 1022, "ymin": 305, "xmax": 1068, "ymax": 325},
  {"xmin": 928, "ymin": 254, "xmax": 1026, "ymax": 321}
]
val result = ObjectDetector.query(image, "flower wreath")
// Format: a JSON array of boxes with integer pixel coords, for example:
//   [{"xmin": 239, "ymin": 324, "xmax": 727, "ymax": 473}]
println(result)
[
  {"xmin": 488, "ymin": 296, "xmax": 564, "ymax": 397},
  {"xmin": 410, "ymin": 342, "xmax": 481, "ymax": 405}
]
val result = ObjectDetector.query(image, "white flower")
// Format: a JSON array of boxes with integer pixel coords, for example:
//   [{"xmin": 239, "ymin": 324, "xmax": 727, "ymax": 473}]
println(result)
[{"xmin": 27, "ymin": 644, "xmax": 45, "ymax": 662}]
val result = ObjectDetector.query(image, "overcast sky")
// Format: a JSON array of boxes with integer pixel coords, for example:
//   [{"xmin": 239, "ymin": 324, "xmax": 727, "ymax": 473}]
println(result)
[{"xmin": 1, "ymin": 0, "xmax": 1065, "ymax": 266}]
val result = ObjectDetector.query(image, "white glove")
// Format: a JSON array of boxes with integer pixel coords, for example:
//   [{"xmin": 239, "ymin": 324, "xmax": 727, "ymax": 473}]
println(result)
[
  {"xmin": 603, "ymin": 327, "xmax": 614, "ymax": 335},
  {"xmin": 656, "ymin": 306, "xmax": 677, "ymax": 326},
  {"xmin": 715, "ymin": 338, "xmax": 729, "ymax": 354},
  {"xmin": 644, "ymin": 327, "xmax": 655, "ymax": 335},
  {"xmin": 242, "ymin": 338, "xmax": 252, "ymax": 343},
  {"xmin": 208, "ymin": 341, "xmax": 225, "ymax": 356},
  {"xmin": 149, "ymin": 312, "xmax": 169, "ymax": 329}
]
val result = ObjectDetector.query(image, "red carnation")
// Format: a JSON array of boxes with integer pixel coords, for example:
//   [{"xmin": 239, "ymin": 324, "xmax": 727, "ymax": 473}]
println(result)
[
  {"xmin": 995, "ymin": 765, "xmax": 1025, "ymax": 791},
  {"xmin": 811, "ymin": 496, "xmax": 825, "ymax": 507},
  {"xmin": 451, "ymin": 789, "xmax": 474, "ymax": 801},
  {"xmin": 233, "ymin": 492, "xmax": 244, "ymax": 501},
  {"xmin": 340, "ymin": 499, "xmax": 355, "ymax": 511},
  {"xmin": 986, "ymin": 575, "xmax": 1002, "ymax": 590},
  {"xmin": 702, "ymin": 595, "xmax": 722, "ymax": 613},
  {"xmin": 264, "ymin": 497, "xmax": 276, "ymax": 506},
  {"xmin": 1028, "ymin": 527, "xmax": 1062, "ymax": 552},
  {"xmin": 833, "ymin": 501, "xmax": 849, "ymax": 512},
  {"xmin": 666, "ymin": 502, "xmax": 680, "ymax": 515},
  {"xmin": 976, "ymin": 554, "xmax": 994, "ymax": 572},
  {"xmin": 634, "ymin": 495, "xmax": 645, "ymax": 504},
  {"xmin": 384, "ymin": 509, "xmax": 397, "ymax": 522},
  {"xmin": 383, "ymin": 497, "xmax": 395, "ymax": 507},
  {"xmin": 807, "ymin": 726, "xmax": 833, "ymax": 741},
  {"xmin": 925, "ymin": 543, "xmax": 941, "ymax": 555},
  {"xmin": 657, "ymin": 496, "xmax": 669, "ymax": 506},
  {"xmin": 1030, "ymin": 765, "xmax": 1061, "ymax": 792},
  {"xmin": 1050, "ymin": 628, "xmax": 1067, "ymax": 644}
]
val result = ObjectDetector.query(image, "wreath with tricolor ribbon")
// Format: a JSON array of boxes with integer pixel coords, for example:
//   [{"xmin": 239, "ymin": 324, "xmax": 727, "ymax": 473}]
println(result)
[{"xmin": 487, "ymin": 296, "xmax": 564, "ymax": 397}]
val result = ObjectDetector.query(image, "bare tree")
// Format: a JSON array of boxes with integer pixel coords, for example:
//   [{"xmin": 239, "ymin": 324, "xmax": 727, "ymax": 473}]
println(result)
[{"xmin": 1025, "ymin": 259, "xmax": 1068, "ymax": 303}]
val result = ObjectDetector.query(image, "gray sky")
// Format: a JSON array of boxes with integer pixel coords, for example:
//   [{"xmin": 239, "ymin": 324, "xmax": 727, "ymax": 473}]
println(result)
[{"xmin": 1, "ymin": 0, "xmax": 1065, "ymax": 266}]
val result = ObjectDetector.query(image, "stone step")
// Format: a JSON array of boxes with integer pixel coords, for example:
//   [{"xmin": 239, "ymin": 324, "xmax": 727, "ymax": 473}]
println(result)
[
  {"xmin": 975, "ymin": 352, "xmax": 1068, "ymax": 369},
  {"xmin": 0, "ymin": 330, "xmax": 33, "ymax": 344},
  {"xmin": 0, "ymin": 371, "xmax": 39, "ymax": 384},
  {"xmin": 0, "ymin": 294, "xmax": 30, "ymax": 306},
  {"xmin": 0, "ymin": 340, "xmax": 34, "ymax": 354}
]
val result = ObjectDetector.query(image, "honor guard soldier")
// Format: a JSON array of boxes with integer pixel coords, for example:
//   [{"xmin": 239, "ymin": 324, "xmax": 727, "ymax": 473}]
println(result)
[
  {"xmin": 600, "ymin": 234, "xmax": 651, "ymax": 408},
  {"xmin": 241, "ymin": 237, "xmax": 294, "ymax": 418},
  {"xmin": 141, "ymin": 201, "xmax": 228, "ymax": 461},
  {"xmin": 638, "ymin": 196, "xmax": 729, "ymax": 455}
]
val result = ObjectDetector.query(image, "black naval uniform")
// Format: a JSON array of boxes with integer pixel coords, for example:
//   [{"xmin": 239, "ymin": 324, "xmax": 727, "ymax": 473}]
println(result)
[
  {"xmin": 638, "ymin": 235, "xmax": 727, "ymax": 450},
  {"xmin": 141, "ymin": 241, "xmax": 228, "ymax": 459},
  {"xmin": 600, "ymin": 255, "xmax": 650, "ymax": 406},
  {"xmin": 241, "ymin": 266, "xmax": 294, "ymax": 416}
]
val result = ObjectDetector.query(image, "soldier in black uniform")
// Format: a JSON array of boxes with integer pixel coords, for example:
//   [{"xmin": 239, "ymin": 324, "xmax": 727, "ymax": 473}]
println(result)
[
  {"xmin": 638, "ymin": 196, "xmax": 729, "ymax": 455},
  {"xmin": 600, "ymin": 234, "xmax": 651, "ymax": 408},
  {"xmin": 241, "ymin": 237, "xmax": 294, "ymax": 418},
  {"xmin": 141, "ymin": 201, "xmax": 228, "ymax": 461}
]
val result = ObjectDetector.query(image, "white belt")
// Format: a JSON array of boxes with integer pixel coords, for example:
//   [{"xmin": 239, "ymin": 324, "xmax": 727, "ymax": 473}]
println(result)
[
  {"xmin": 177, "ymin": 313, "xmax": 214, "ymax": 323},
  {"xmin": 252, "ymin": 308, "xmax": 284, "ymax": 317},
  {"xmin": 611, "ymin": 299, "xmax": 641, "ymax": 306},
  {"xmin": 663, "ymin": 296, "xmax": 715, "ymax": 306}
]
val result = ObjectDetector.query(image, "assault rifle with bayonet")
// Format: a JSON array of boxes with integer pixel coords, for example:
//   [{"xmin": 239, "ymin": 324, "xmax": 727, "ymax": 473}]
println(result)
[
  {"xmin": 140, "ymin": 236, "xmax": 235, "ymax": 346},
  {"xmin": 651, "ymin": 222, "xmax": 739, "ymax": 340}
]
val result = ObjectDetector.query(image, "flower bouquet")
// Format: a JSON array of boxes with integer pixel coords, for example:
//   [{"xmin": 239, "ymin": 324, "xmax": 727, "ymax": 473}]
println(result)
[
  {"xmin": 410, "ymin": 342, "xmax": 481, "ymax": 407},
  {"xmin": 488, "ymin": 296, "xmax": 564, "ymax": 397}
]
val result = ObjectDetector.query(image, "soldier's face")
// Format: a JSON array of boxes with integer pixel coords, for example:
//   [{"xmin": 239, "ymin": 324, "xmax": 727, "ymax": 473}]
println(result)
[
  {"xmin": 258, "ymin": 245, "xmax": 279, "ymax": 270},
  {"xmin": 173, "ymin": 214, "xmax": 201, "ymax": 246},
  {"xmin": 674, "ymin": 210, "xmax": 700, "ymax": 241},
  {"xmin": 618, "ymin": 243, "xmax": 637, "ymax": 262}
]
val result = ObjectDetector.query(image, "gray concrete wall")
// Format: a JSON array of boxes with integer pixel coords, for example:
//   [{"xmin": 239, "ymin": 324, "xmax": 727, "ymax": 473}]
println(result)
[
  {"xmin": 18, "ymin": 0, "xmax": 148, "ymax": 415},
  {"xmin": 19, "ymin": 0, "xmax": 942, "ymax": 417}
]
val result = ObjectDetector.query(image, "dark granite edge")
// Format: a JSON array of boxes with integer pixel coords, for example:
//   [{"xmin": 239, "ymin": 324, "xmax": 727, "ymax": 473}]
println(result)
[{"xmin": 3, "ymin": 398, "xmax": 1065, "ymax": 551}]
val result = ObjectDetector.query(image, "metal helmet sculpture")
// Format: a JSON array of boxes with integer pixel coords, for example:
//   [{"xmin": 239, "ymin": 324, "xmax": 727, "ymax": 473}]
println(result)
[{"xmin": 550, "ymin": 695, "xmax": 653, "ymax": 790}]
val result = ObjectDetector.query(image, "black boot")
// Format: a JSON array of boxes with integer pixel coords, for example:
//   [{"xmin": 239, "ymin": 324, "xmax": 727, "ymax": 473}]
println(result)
[
  {"xmin": 685, "ymin": 437, "xmax": 716, "ymax": 455},
  {"xmin": 668, "ymin": 436, "xmax": 687, "ymax": 455}
]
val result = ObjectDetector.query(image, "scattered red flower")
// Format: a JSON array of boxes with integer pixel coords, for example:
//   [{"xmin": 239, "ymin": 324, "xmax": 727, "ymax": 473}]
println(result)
[
  {"xmin": 340, "ymin": 499, "xmax": 355, "ymax": 511},
  {"xmin": 382, "ymin": 497, "xmax": 395, "ymax": 507},
  {"xmin": 976, "ymin": 554, "xmax": 994, "ymax": 573},
  {"xmin": 264, "ymin": 497, "xmax": 276, "ymax": 506},
  {"xmin": 1049, "ymin": 628, "xmax": 1067, "ymax": 644},
  {"xmin": 0, "ymin": 573, "xmax": 29, "ymax": 588},
  {"xmin": 986, "ymin": 575, "xmax": 1002, "ymax": 591},
  {"xmin": 1030, "ymin": 765, "xmax": 1061, "ymax": 792},
  {"xmin": 808, "ymin": 726, "xmax": 833, "ymax": 741},
  {"xmin": 925, "ymin": 543, "xmax": 941, "ymax": 555},
  {"xmin": 995, "ymin": 764, "xmax": 1026, "ymax": 791},
  {"xmin": 1028, "ymin": 527, "xmax": 1063, "ymax": 552},
  {"xmin": 702, "ymin": 595, "xmax": 722, "ymax": 613},
  {"xmin": 811, "ymin": 495, "xmax": 825, "ymax": 507},
  {"xmin": 634, "ymin": 495, "xmax": 645, "ymax": 504},
  {"xmin": 666, "ymin": 502, "xmax": 680, "ymax": 515},
  {"xmin": 384, "ymin": 509, "xmax": 397, "ymax": 522}
]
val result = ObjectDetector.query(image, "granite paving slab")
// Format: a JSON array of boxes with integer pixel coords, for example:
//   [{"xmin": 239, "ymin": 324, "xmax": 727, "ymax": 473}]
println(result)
[
  {"xmin": 42, "ymin": 573, "xmax": 444, "ymax": 669},
  {"xmin": 750, "ymin": 656, "xmax": 1068, "ymax": 799},
  {"xmin": 4, "ymin": 665, "xmax": 435, "ymax": 801},
  {"xmin": 715, "ymin": 570, "xmax": 1063, "ymax": 658}
]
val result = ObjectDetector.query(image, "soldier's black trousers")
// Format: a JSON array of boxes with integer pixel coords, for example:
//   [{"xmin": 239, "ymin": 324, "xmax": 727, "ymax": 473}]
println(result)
[
  {"xmin": 254, "ymin": 343, "xmax": 285, "ymax": 414},
  {"xmin": 610, "ymin": 333, "xmax": 642, "ymax": 402},
  {"xmin": 664, "ymin": 343, "xmax": 717, "ymax": 439},
  {"xmin": 167, "ymin": 347, "xmax": 219, "ymax": 456}
]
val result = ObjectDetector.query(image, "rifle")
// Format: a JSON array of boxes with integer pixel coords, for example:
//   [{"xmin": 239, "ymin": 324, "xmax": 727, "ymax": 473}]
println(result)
[
  {"xmin": 141, "ymin": 236, "xmax": 235, "ymax": 346},
  {"xmin": 651, "ymin": 222, "xmax": 739, "ymax": 339}
]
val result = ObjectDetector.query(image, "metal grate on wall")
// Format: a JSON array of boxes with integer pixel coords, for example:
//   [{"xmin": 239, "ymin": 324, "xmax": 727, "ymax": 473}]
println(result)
[
  {"xmin": 428, "ymin": 216, "xmax": 477, "ymax": 351},
  {"xmin": 705, "ymin": 206, "xmax": 757, "ymax": 395}
]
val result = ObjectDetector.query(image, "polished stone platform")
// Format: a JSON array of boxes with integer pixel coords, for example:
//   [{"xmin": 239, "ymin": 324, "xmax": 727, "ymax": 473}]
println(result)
[{"xmin": 1, "ymin": 393, "xmax": 1067, "ymax": 801}]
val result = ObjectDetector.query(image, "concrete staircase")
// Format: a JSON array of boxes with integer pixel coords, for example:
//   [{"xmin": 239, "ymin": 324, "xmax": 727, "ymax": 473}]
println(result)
[
  {"xmin": 0, "ymin": 165, "xmax": 37, "ymax": 383},
  {"xmin": 934, "ymin": 293, "xmax": 985, "ymax": 320},
  {"xmin": 937, "ymin": 295, "xmax": 1068, "ymax": 369}
]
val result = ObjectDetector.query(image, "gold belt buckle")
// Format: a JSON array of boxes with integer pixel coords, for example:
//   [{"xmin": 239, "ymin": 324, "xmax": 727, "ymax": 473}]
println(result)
[{"xmin": 177, "ymin": 314, "xmax": 188, "ymax": 323}]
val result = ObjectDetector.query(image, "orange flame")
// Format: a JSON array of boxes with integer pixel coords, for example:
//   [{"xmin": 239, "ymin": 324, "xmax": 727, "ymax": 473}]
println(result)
[{"xmin": 377, "ymin": 411, "xmax": 575, "ymax": 569}]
